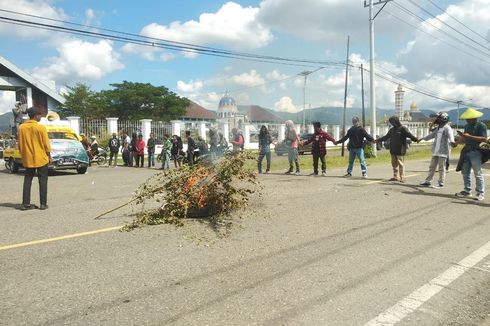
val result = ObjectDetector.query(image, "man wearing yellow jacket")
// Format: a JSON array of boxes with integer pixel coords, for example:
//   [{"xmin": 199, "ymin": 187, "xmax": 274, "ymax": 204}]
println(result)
[{"xmin": 18, "ymin": 107, "xmax": 51, "ymax": 210}]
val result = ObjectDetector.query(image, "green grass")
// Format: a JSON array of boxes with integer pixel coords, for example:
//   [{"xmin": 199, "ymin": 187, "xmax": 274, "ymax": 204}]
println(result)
[{"xmin": 250, "ymin": 145, "xmax": 463, "ymax": 173}]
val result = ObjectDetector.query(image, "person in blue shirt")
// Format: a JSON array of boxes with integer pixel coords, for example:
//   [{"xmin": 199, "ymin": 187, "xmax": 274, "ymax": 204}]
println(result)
[{"xmin": 454, "ymin": 108, "xmax": 488, "ymax": 201}]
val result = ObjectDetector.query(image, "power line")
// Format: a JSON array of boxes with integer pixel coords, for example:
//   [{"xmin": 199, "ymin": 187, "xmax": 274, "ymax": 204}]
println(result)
[
  {"xmin": 425, "ymin": 0, "xmax": 489, "ymax": 43},
  {"xmin": 393, "ymin": 2, "xmax": 490, "ymax": 59},
  {"xmin": 407, "ymin": 0, "xmax": 489, "ymax": 53},
  {"xmin": 0, "ymin": 10, "xmax": 485, "ymax": 108},
  {"xmin": 0, "ymin": 9, "xmax": 345, "ymax": 68},
  {"xmin": 384, "ymin": 8, "xmax": 490, "ymax": 66}
]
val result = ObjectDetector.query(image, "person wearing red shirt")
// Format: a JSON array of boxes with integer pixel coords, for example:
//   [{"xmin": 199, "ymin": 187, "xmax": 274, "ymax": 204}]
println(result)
[
  {"xmin": 302, "ymin": 122, "xmax": 336, "ymax": 176},
  {"xmin": 134, "ymin": 134, "xmax": 145, "ymax": 167}
]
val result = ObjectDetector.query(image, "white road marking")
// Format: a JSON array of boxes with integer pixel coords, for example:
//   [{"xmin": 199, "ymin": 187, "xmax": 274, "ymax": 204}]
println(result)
[{"xmin": 365, "ymin": 239, "xmax": 490, "ymax": 326}]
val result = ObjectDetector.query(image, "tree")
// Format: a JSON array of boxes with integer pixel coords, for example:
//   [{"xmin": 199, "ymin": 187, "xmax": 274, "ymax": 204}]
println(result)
[
  {"xmin": 58, "ymin": 83, "xmax": 100, "ymax": 118},
  {"xmin": 100, "ymin": 81, "xmax": 189, "ymax": 121}
]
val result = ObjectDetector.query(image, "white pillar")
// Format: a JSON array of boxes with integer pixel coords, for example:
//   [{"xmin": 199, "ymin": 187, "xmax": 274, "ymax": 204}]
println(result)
[
  {"xmin": 26, "ymin": 87, "xmax": 33, "ymax": 108},
  {"xmin": 66, "ymin": 116, "xmax": 80, "ymax": 136},
  {"xmin": 308, "ymin": 124, "xmax": 314, "ymax": 134},
  {"xmin": 333, "ymin": 125, "xmax": 340, "ymax": 140},
  {"xmin": 279, "ymin": 124, "xmax": 286, "ymax": 142},
  {"xmin": 140, "ymin": 119, "xmax": 152, "ymax": 144},
  {"xmin": 376, "ymin": 127, "xmax": 381, "ymax": 137},
  {"xmin": 365, "ymin": 126, "xmax": 371, "ymax": 135},
  {"xmin": 244, "ymin": 123, "xmax": 251, "ymax": 149},
  {"xmin": 295, "ymin": 125, "xmax": 301, "ymax": 136},
  {"xmin": 199, "ymin": 121, "xmax": 207, "ymax": 140},
  {"xmin": 221, "ymin": 122, "xmax": 230, "ymax": 143},
  {"xmin": 106, "ymin": 117, "xmax": 119, "ymax": 135},
  {"xmin": 171, "ymin": 120, "xmax": 181, "ymax": 137}
]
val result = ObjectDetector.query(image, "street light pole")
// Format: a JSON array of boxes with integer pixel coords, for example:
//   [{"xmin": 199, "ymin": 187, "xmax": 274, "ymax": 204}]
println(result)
[{"xmin": 365, "ymin": 0, "xmax": 392, "ymax": 157}]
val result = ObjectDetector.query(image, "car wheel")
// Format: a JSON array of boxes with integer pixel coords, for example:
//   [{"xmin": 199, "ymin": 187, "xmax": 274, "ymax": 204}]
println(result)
[
  {"xmin": 77, "ymin": 166, "xmax": 88, "ymax": 174},
  {"xmin": 8, "ymin": 158, "xmax": 19, "ymax": 173},
  {"xmin": 97, "ymin": 156, "xmax": 106, "ymax": 165}
]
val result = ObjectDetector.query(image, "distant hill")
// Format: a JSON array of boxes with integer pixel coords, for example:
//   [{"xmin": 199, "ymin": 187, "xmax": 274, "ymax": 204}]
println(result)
[{"xmin": 0, "ymin": 111, "xmax": 12, "ymax": 132}]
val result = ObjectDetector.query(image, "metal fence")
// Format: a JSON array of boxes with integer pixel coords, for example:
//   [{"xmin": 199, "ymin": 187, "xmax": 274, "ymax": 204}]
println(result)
[
  {"xmin": 151, "ymin": 121, "xmax": 172, "ymax": 140},
  {"xmin": 79, "ymin": 118, "xmax": 107, "ymax": 138},
  {"xmin": 117, "ymin": 120, "xmax": 142, "ymax": 136}
]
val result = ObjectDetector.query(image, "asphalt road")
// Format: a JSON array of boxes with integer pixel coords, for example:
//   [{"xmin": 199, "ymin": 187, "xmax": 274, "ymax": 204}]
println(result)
[{"xmin": 1, "ymin": 157, "xmax": 490, "ymax": 326}]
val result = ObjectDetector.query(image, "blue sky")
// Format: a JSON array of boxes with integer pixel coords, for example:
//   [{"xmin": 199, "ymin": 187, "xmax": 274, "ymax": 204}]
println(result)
[{"xmin": 0, "ymin": 0, "xmax": 489, "ymax": 114}]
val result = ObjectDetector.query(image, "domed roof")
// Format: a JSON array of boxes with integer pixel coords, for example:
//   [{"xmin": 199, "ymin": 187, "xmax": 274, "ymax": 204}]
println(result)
[
  {"xmin": 219, "ymin": 95, "xmax": 236, "ymax": 108},
  {"xmin": 410, "ymin": 102, "xmax": 418, "ymax": 111}
]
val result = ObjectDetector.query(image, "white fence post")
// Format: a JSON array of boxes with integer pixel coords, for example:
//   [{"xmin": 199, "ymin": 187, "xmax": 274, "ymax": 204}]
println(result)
[
  {"xmin": 66, "ymin": 116, "xmax": 80, "ymax": 136},
  {"xmin": 106, "ymin": 117, "xmax": 119, "ymax": 135},
  {"xmin": 278, "ymin": 124, "xmax": 286, "ymax": 142},
  {"xmin": 365, "ymin": 126, "xmax": 371, "ymax": 135},
  {"xmin": 221, "ymin": 122, "xmax": 230, "ymax": 143},
  {"xmin": 308, "ymin": 124, "xmax": 314, "ymax": 134},
  {"xmin": 333, "ymin": 125, "xmax": 340, "ymax": 140},
  {"xmin": 295, "ymin": 125, "xmax": 301, "ymax": 136},
  {"xmin": 199, "ymin": 121, "xmax": 207, "ymax": 140},
  {"xmin": 244, "ymin": 123, "xmax": 251, "ymax": 149},
  {"xmin": 140, "ymin": 119, "xmax": 152, "ymax": 144},
  {"xmin": 171, "ymin": 120, "xmax": 181, "ymax": 137}
]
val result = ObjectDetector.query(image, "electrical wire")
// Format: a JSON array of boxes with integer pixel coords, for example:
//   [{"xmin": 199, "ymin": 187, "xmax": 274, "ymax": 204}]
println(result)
[
  {"xmin": 384, "ymin": 8, "xmax": 490, "ymax": 66},
  {"xmin": 425, "ymin": 0, "xmax": 489, "ymax": 43},
  {"xmin": 392, "ymin": 2, "xmax": 490, "ymax": 59},
  {"xmin": 407, "ymin": 0, "xmax": 489, "ymax": 52}
]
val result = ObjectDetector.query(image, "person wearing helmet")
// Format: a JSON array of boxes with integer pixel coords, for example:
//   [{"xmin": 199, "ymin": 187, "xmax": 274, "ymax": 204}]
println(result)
[
  {"xmin": 419, "ymin": 112, "xmax": 456, "ymax": 188},
  {"xmin": 454, "ymin": 108, "xmax": 487, "ymax": 201}
]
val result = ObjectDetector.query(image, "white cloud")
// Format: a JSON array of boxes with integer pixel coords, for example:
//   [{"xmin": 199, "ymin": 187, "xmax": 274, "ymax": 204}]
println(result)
[
  {"xmin": 125, "ymin": 1, "xmax": 273, "ymax": 61},
  {"xmin": 266, "ymin": 69, "xmax": 288, "ymax": 81},
  {"xmin": 232, "ymin": 69, "xmax": 265, "ymax": 87},
  {"xmin": 256, "ymin": 0, "xmax": 411, "ymax": 44},
  {"xmin": 32, "ymin": 39, "xmax": 124, "ymax": 84},
  {"xmin": 177, "ymin": 80, "xmax": 204, "ymax": 93},
  {"xmin": 396, "ymin": 0, "xmax": 490, "ymax": 86},
  {"xmin": 0, "ymin": 0, "xmax": 66, "ymax": 38},
  {"xmin": 0, "ymin": 91, "xmax": 15, "ymax": 115},
  {"xmin": 274, "ymin": 96, "xmax": 298, "ymax": 113}
]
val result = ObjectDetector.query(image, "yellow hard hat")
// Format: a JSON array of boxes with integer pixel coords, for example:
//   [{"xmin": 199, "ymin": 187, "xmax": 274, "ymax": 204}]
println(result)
[{"xmin": 459, "ymin": 107, "xmax": 483, "ymax": 120}]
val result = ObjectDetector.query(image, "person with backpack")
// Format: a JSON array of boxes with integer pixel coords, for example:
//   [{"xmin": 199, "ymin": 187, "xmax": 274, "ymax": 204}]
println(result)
[
  {"xmin": 419, "ymin": 112, "xmax": 456, "ymax": 188},
  {"xmin": 257, "ymin": 125, "xmax": 273, "ymax": 174},
  {"xmin": 146, "ymin": 133, "xmax": 156, "ymax": 168},
  {"xmin": 231, "ymin": 128, "xmax": 244, "ymax": 151},
  {"xmin": 108, "ymin": 132, "xmax": 120, "ymax": 167},
  {"xmin": 335, "ymin": 116, "xmax": 374, "ymax": 178},
  {"xmin": 376, "ymin": 116, "xmax": 419, "ymax": 182},
  {"xmin": 302, "ymin": 121, "xmax": 336, "ymax": 176}
]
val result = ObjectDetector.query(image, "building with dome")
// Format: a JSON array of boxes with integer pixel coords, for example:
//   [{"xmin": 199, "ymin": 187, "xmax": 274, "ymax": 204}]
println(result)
[
  {"xmin": 392, "ymin": 85, "xmax": 431, "ymax": 130},
  {"xmin": 216, "ymin": 92, "xmax": 248, "ymax": 130}
]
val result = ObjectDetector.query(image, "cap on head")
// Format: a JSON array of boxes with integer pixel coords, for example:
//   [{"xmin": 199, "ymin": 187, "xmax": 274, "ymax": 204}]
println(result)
[{"xmin": 459, "ymin": 107, "xmax": 483, "ymax": 120}]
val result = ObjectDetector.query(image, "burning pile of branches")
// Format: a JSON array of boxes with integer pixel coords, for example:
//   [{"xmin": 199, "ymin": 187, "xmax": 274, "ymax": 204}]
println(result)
[{"xmin": 123, "ymin": 151, "xmax": 260, "ymax": 231}]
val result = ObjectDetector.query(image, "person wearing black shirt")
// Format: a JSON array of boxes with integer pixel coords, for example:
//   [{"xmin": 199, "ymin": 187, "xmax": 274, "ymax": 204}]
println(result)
[
  {"xmin": 185, "ymin": 131, "xmax": 196, "ymax": 165},
  {"xmin": 336, "ymin": 116, "xmax": 374, "ymax": 178}
]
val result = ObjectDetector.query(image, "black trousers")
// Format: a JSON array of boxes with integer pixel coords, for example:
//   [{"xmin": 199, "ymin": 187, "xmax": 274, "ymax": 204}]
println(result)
[
  {"xmin": 312, "ymin": 152, "xmax": 326, "ymax": 174},
  {"xmin": 187, "ymin": 151, "xmax": 194, "ymax": 165},
  {"xmin": 135, "ymin": 155, "xmax": 144, "ymax": 167},
  {"xmin": 23, "ymin": 165, "xmax": 48, "ymax": 206}
]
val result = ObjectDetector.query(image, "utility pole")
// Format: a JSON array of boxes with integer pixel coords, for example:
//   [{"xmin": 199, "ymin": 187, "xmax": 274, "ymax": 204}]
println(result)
[
  {"xmin": 456, "ymin": 100, "xmax": 462, "ymax": 130},
  {"xmin": 299, "ymin": 70, "xmax": 313, "ymax": 132},
  {"xmin": 361, "ymin": 64, "xmax": 366, "ymax": 127},
  {"xmin": 341, "ymin": 36, "xmax": 350, "ymax": 157},
  {"xmin": 365, "ymin": 0, "xmax": 392, "ymax": 157}
]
